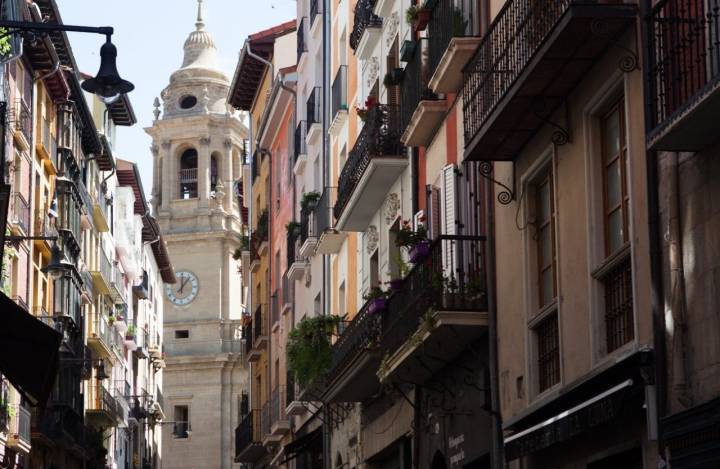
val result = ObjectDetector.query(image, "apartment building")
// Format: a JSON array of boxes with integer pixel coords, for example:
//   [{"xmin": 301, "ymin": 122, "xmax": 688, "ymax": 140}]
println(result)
[
  {"xmin": 228, "ymin": 20, "xmax": 298, "ymax": 468},
  {"xmin": 0, "ymin": 2, "xmax": 174, "ymax": 469},
  {"xmin": 228, "ymin": 1, "xmax": 720, "ymax": 469}
]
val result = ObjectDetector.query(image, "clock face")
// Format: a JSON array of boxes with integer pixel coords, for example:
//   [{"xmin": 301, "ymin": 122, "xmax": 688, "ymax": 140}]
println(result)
[{"xmin": 166, "ymin": 271, "xmax": 199, "ymax": 306}]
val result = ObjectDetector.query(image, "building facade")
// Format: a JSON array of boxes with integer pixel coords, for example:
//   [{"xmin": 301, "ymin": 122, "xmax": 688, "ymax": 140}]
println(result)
[{"xmin": 147, "ymin": 3, "xmax": 249, "ymax": 468}]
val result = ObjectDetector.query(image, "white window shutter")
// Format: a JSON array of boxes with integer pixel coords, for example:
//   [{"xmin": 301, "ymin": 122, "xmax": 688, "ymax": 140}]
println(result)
[{"xmin": 440, "ymin": 164, "xmax": 458, "ymax": 278}]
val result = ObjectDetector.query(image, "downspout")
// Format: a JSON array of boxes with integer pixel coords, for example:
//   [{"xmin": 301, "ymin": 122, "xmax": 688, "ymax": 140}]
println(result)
[
  {"xmin": 322, "ymin": 2, "xmax": 331, "ymax": 469},
  {"xmin": 640, "ymin": 0, "xmax": 667, "ymax": 457},
  {"xmin": 485, "ymin": 169, "xmax": 503, "ymax": 468}
]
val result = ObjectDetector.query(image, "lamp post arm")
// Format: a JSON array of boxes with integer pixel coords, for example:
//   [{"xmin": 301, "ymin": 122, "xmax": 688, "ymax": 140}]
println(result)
[{"xmin": 0, "ymin": 21, "xmax": 113, "ymax": 38}]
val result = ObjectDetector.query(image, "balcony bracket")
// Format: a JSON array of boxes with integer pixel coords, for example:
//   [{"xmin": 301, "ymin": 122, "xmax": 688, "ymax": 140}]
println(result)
[
  {"xmin": 391, "ymin": 383, "xmax": 419, "ymax": 412},
  {"xmin": 531, "ymin": 98, "xmax": 570, "ymax": 148},
  {"xmin": 590, "ymin": 18, "xmax": 638, "ymax": 73},
  {"xmin": 478, "ymin": 162, "xmax": 515, "ymax": 206}
]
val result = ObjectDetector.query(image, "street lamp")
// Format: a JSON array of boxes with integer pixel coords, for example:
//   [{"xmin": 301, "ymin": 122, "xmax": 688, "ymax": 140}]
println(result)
[{"xmin": 40, "ymin": 243, "xmax": 74, "ymax": 280}]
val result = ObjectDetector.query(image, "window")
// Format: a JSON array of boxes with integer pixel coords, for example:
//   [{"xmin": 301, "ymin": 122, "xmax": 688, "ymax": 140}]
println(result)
[
  {"xmin": 535, "ymin": 170, "xmax": 556, "ymax": 309},
  {"xmin": 179, "ymin": 149, "xmax": 198, "ymax": 199},
  {"xmin": 603, "ymin": 257, "xmax": 633, "ymax": 352},
  {"xmin": 179, "ymin": 95, "xmax": 197, "ymax": 109},
  {"xmin": 173, "ymin": 405, "xmax": 189, "ymax": 438},
  {"xmin": 602, "ymin": 100, "xmax": 629, "ymax": 255},
  {"xmin": 175, "ymin": 330, "xmax": 189, "ymax": 339},
  {"xmin": 535, "ymin": 313, "xmax": 560, "ymax": 392}
]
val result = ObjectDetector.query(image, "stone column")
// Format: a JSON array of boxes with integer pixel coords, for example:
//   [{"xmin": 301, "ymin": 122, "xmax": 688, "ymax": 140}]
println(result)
[
  {"xmin": 160, "ymin": 140, "xmax": 172, "ymax": 212},
  {"xmin": 224, "ymin": 139, "xmax": 234, "ymax": 213},
  {"xmin": 198, "ymin": 136, "xmax": 211, "ymax": 204},
  {"xmin": 150, "ymin": 144, "xmax": 160, "ymax": 210}
]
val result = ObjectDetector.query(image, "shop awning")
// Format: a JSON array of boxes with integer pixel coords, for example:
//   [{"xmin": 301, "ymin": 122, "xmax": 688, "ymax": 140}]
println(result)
[
  {"xmin": 504, "ymin": 379, "xmax": 636, "ymax": 460},
  {"xmin": 282, "ymin": 427, "xmax": 323, "ymax": 463},
  {"xmin": 0, "ymin": 292, "xmax": 62, "ymax": 405}
]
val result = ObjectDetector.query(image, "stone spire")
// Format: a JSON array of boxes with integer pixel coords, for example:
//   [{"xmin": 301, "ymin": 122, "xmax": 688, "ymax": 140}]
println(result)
[
  {"xmin": 195, "ymin": 0, "xmax": 205, "ymax": 31},
  {"xmin": 181, "ymin": 0, "xmax": 218, "ymax": 69}
]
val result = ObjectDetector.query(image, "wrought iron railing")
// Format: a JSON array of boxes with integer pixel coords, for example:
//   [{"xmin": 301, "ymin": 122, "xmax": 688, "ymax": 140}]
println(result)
[
  {"xmin": 90, "ymin": 312, "xmax": 113, "ymax": 351},
  {"xmin": 603, "ymin": 254, "xmax": 634, "ymax": 353},
  {"xmin": 14, "ymin": 99, "xmax": 32, "ymax": 143},
  {"xmin": 332, "ymin": 66, "xmax": 348, "ymax": 121},
  {"xmin": 270, "ymin": 386, "xmax": 287, "ymax": 427},
  {"xmin": 295, "ymin": 121, "xmax": 308, "ymax": 165},
  {"xmin": 328, "ymin": 298, "xmax": 383, "ymax": 380},
  {"xmin": 334, "ymin": 104, "xmax": 403, "ymax": 221},
  {"xmin": 381, "ymin": 235, "xmax": 488, "ymax": 355},
  {"xmin": 253, "ymin": 304, "xmax": 266, "ymax": 344},
  {"xmin": 32, "ymin": 405, "xmax": 87, "ymax": 447},
  {"xmin": 299, "ymin": 206, "xmax": 315, "ymax": 246},
  {"xmin": 178, "ymin": 168, "xmax": 198, "ymax": 183},
  {"xmin": 286, "ymin": 371, "xmax": 296, "ymax": 404},
  {"xmin": 11, "ymin": 192, "xmax": 30, "ymax": 234},
  {"xmin": 98, "ymin": 248, "xmax": 113, "ymax": 287},
  {"xmin": 287, "ymin": 229, "xmax": 300, "ymax": 267},
  {"xmin": 235, "ymin": 409, "xmax": 261, "ymax": 456},
  {"xmin": 428, "ymin": 0, "xmax": 481, "ymax": 77},
  {"xmin": 298, "ymin": 17, "xmax": 308, "ymax": 62},
  {"xmin": 173, "ymin": 421, "xmax": 189, "ymax": 438},
  {"xmin": 88, "ymin": 385, "xmax": 121, "ymax": 421},
  {"xmin": 315, "ymin": 187, "xmax": 336, "ymax": 234},
  {"xmin": 350, "ymin": 0, "xmax": 382, "ymax": 51},
  {"xmin": 647, "ymin": 0, "xmax": 720, "ymax": 139},
  {"xmin": 463, "ymin": 0, "xmax": 593, "ymax": 148},
  {"xmin": 16, "ymin": 405, "xmax": 31, "ymax": 445},
  {"xmin": 56, "ymin": 101, "xmax": 84, "ymax": 159},
  {"xmin": 401, "ymin": 37, "xmax": 437, "ymax": 136},
  {"xmin": 307, "ymin": 86, "xmax": 322, "ymax": 126},
  {"xmin": 243, "ymin": 324, "xmax": 252, "ymax": 356},
  {"xmin": 261, "ymin": 400, "xmax": 271, "ymax": 436}
]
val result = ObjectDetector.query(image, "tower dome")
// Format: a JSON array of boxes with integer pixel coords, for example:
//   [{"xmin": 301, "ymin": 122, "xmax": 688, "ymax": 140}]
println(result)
[{"xmin": 161, "ymin": 0, "xmax": 230, "ymax": 118}]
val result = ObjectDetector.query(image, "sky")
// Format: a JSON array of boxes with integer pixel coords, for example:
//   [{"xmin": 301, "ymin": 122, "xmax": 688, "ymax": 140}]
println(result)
[{"xmin": 59, "ymin": 0, "xmax": 297, "ymax": 197}]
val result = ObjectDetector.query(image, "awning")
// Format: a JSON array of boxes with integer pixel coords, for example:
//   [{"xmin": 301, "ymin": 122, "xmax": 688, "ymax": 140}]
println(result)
[
  {"xmin": 0, "ymin": 292, "xmax": 62, "ymax": 405},
  {"xmin": 504, "ymin": 379, "xmax": 636, "ymax": 461},
  {"xmin": 282, "ymin": 427, "xmax": 323, "ymax": 463}
]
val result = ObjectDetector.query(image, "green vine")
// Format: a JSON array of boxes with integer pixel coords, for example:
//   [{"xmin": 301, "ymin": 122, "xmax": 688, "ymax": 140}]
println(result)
[
  {"xmin": 0, "ymin": 29, "xmax": 12, "ymax": 57},
  {"xmin": 1, "ymin": 229, "xmax": 17, "ymax": 296},
  {"xmin": 287, "ymin": 315, "xmax": 343, "ymax": 387}
]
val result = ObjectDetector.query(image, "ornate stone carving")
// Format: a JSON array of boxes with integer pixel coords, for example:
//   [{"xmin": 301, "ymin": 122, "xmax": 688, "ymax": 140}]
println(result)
[
  {"xmin": 214, "ymin": 181, "xmax": 225, "ymax": 210},
  {"xmin": 153, "ymin": 97, "xmax": 161, "ymax": 121},
  {"xmin": 365, "ymin": 57, "xmax": 380, "ymax": 89},
  {"xmin": 151, "ymin": 145, "xmax": 159, "ymax": 156},
  {"xmin": 384, "ymin": 193, "xmax": 400, "ymax": 225},
  {"xmin": 384, "ymin": 12, "xmax": 400, "ymax": 49},
  {"xmin": 365, "ymin": 225, "xmax": 379, "ymax": 255},
  {"xmin": 200, "ymin": 136, "xmax": 211, "ymax": 146},
  {"xmin": 223, "ymin": 139, "xmax": 233, "ymax": 150},
  {"xmin": 161, "ymin": 140, "xmax": 172, "ymax": 151}
]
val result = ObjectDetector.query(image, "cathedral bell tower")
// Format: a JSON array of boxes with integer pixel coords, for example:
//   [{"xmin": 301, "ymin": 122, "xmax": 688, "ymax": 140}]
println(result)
[{"xmin": 146, "ymin": 2, "xmax": 248, "ymax": 468}]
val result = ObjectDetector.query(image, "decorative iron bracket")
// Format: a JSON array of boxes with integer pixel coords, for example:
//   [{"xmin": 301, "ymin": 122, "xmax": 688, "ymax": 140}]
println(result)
[
  {"xmin": 478, "ymin": 162, "xmax": 515, "ymax": 205},
  {"xmin": 590, "ymin": 18, "xmax": 638, "ymax": 73},
  {"xmin": 531, "ymin": 98, "xmax": 570, "ymax": 146}
]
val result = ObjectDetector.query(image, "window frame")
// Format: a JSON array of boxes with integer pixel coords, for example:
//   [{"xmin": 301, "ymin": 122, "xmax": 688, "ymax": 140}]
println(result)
[
  {"xmin": 601, "ymin": 98, "xmax": 630, "ymax": 257},
  {"xmin": 535, "ymin": 169, "xmax": 557, "ymax": 309}
]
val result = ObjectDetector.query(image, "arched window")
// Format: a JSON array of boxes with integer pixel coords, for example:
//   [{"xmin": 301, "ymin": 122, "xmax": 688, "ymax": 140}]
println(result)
[
  {"xmin": 210, "ymin": 154, "xmax": 219, "ymax": 192},
  {"xmin": 179, "ymin": 148, "xmax": 198, "ymax": 199}
]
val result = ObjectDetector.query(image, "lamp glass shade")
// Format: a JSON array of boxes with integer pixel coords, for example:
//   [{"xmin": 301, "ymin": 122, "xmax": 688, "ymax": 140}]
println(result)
[
  {"xmin": 81, "ymin": 39, "xmax": 135, "ymax": 98},
  {"xmin": 41, "ymin": 245, "xmax": 73, "ymax": 279}
]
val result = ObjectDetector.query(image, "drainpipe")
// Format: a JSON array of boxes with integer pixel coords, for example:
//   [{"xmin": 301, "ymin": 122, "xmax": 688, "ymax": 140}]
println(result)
[
  {"xmin": 485, "ymin": 169, "xmax": 503, "ymax": 468},
  {"xmin": 640, "ymin": 0, "xmax": 667, "ymax": 457},
  {"xmin": 322, "ymin": 2, "xmax": 332, "ymax": 469}
]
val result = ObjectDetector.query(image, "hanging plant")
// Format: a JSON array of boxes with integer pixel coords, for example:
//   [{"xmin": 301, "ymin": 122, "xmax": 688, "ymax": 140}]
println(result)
[
  {"xmin": 286, "ymin": 221, "xmax": 301, "ymax": 237},
  {"xmin": 287, "ymin": 315, "xmax": 343, "ymax": 387},
  {"xmin": 300, "ymin": 191, "xmax": 321, "ymax": 212}
]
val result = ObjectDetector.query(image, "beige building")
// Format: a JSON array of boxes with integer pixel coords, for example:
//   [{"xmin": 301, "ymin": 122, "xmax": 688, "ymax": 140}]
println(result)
[{"xmin": 146, "ymin": 3, "xmax": 249, "ymax": 468}]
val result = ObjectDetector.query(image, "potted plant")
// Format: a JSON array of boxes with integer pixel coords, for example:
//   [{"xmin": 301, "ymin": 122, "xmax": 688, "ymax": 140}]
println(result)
[
  {"xmin": 287, "ymin": 315, "xmax": 343, "ymax": 387},
  {"xmin": 386, "ymin": 252, "xmax": 410, "ymax": 291},
  {"xmin": 125, "ymin": 324, "xmax": 137, "ymax": 341},
  {"xmin": 395, "ymin": 219, "xmax": 429, "ymax": 263},
  {"xmin": 383, "ymin": 68, "xmax": 404, "ymax": 88},
  {"xmin": 108, "ymin": 314, "xmax": 116, "ymax": 326},
  {"xmin": 406, "ymin": 2, "xmax": 432, "ymax": 32},
  {"xmin": 286, "ymin": 221, "xmax": 301, "ymax": 237},
  {"xmin": 300, "ymin": 191, "xmax": 321, "ymax": 212},
  {"xmin": 364, "ymin": 286, "xmax": 388, "ymax": 315}
]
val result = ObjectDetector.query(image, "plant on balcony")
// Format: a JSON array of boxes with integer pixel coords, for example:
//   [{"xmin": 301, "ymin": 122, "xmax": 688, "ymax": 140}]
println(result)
[
  {"xmin": 355, "ymin": 95, "xmax": 377, "ymax": 122},
  {"xmin": 466, "ymin": 268, "xmax": 487, "ymax": 304},
  {"xmin": 255, "ymin": 209, "xmax": 269, "ymax": 242},
  {"xmin": 286, "ymin": 221, "xmax": 301, "ymax": 237},
  {"xmin": 287, "ymin": 315, "xmax": 343, "ymax": 387},
  {"xmin": 383, "ymin": 68, "xmax": 404, "ymax": 88},
  {"xmin": 364, "ymin": 286, "xmax": 389, "ymax": 315},
  {"xmin": 126, "ymin": 324, "xmax": 137, "ymax": 341},
  {"xmin": 386, "ymin": 252, "xmax": 410, "ymax": 290},
  {"xmin": 395, "ymin": 219, "xmax": 429, "ymax": 263},
  {"xmin": 300, "ymin": 191, "xmax": 321, "ymax": 212},
  {"xmin": 405, "ymin": 2, "xmax": 432, "ymax": 31}
]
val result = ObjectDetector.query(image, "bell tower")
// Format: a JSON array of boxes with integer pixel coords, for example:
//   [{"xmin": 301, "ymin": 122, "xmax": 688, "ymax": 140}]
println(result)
[{"xmin": 146, "ymin": 2, "xmax": 248, "ymax": 468}]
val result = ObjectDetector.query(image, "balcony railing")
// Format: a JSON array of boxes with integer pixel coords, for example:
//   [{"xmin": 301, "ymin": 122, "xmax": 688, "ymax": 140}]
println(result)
[
  {"xmin": 243, "ymin": 324, "xmax": 252, "ymax": 356},
  {"xmin": 32, "ymin": 405, "xmax": 87, "ymax": 448},
  {"xmin": 350, "ymin": 0, "xmax": 382, "ymax": 51},
  {"xmin": 11, "ymin": 192, "xmax": 30, "ymax": 234},
  {"xmin": 428, "ymin": 0, "xmax": 481, "ymax": 76},
  {"xmin": 286, "ymin": 371, "xmax": 296, "ymax": 404},
  {"xmin": 307, "ymin": 87, "xmax": 321, "ymax": 127},
  {"xmin": 328, "ymin": 297, "xmax": 383, "ymax": 381},
  {"xmin": 400, "ymin": 37, "xmax": 437, "ymax": 136},
  {"xmin": 299, "ymin": 206, "xmax": 316, "ymax": 246},
  {"xmin": 332, "ymin": 66, "xmax": 348, "ymax": 122},
  {"xmin": 315, "ymin": 187, "xmax": 336, "ymax": 235},
  {"xmin": 179, "ymin": 168, "xmax": 198, "ymax": 183},
  {"xmin": 462, "ymin": 0, "xmax": 635, "ymax": 160},
  {"xmin": 89, "ymin": 312, "xmax": 113, "ymax": 353},
  {"xmin": 56, "ymin": 101, "xmax": 84, "ymax": 160},
  {"xmin": 294, "ymin": 121, "xmax": 308, "ymax": 165},
  {"xmin": 287, "ymin": 229, "xmax": 300, "ymax": 267},
  {"xmin": 381, "ymin": 235, "xmax": 488, "ymax": 355},
  {"xmin": 270, "ymin": 386, "xmax": 287, "ymax": 427},
  {"xmin": 297, "ymin": 17, "xmax": 307, "ymax": 62},
  {"xmin": 87, "ymin": 385, "xmax": 121, "ymax": 423},
  {"xmin": 334, "ymin": 104, "xmax": 403, "ymax": 221},
  {"xmin": 133, "ymin": 269, "xmax": 149, "ymax": 299},
  {"xmin": 14, "ymin": 99, "xmax": 32, "ymax": 143},
  {"xmin": 235, "ymin": 410, "xmax": 262, "ymax": 459},
  {"xmin": 647, "ymin": 0, "xmax": 720, "ymax": 150},
  {"xmin": 253, "ymin": 304, "xmax": 267, "ymax": 345},
  {"xmin": 13, "ymin": 405, "xmax": 31, "ymax": 447},
  {"xmin": 271, "ymin": 292, "xmax": 280, "ymax": 326}
]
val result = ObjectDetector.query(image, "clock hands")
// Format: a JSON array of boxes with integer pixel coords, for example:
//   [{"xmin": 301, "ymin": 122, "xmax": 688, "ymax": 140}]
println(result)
[{"xmin": 178, "ymin": 275, "xmax": 188, "ymax": 294}]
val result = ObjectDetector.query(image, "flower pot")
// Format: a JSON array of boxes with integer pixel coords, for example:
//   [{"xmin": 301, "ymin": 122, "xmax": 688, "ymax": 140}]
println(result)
[
  {"xmin": 368, "ymin": 298, "xmax": 387, "ymax": 315},
  {"xmin": 414, "ymin": 9, "xmax": 431, "ymax": 32},
  {"xmin": 389, "ymin": 279, "xmax": 404, "ymax": 291},
  {"xmin": 125, "ymin": 335, "xmax": 136, "ymax": 341},
  {"xmin": 409, "ymin": 241, "xmax": 430, "ymax": 263}
]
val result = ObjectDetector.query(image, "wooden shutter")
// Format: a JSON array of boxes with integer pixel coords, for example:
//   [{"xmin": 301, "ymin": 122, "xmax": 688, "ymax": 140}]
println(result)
[
  {"xmin": 441, "ymin": 165, "xmax": 458, "ymax": 277},
  {"xmin": 425, "ymin": 185, "xmax": 441, "ymax": 241}
]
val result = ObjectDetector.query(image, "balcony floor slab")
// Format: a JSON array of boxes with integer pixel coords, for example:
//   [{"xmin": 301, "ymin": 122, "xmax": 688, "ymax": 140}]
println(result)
[
  {"xmin": 429, "ymin": 37, "xmax": 482, "ymax": 94},
  {"xmin": 401, "ymin": 100, "xmax": 447, "ymax": 147}
]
